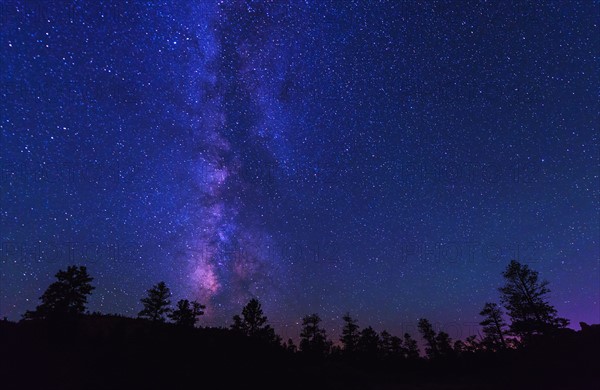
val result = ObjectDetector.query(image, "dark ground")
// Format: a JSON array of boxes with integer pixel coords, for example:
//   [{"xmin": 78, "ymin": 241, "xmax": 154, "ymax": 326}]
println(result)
[{"xmin": 1, "ymin": 316, "xmax": 598, "ymax": 390}]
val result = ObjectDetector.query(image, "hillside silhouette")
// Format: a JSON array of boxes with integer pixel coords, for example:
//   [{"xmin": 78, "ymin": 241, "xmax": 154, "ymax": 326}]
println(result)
[{"xmin": 1, "ymin": 261, "xmax": 598, "ymax": 390}]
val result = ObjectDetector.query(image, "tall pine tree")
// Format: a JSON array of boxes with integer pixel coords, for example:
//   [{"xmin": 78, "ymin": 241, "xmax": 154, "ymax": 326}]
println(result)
[
  {"xmin": 231, "ymin": 298, "xmax": 280, "ymax": 344},
  {"xmin": 299, "ymin": 313, "xmax": 331, "ymax": 356},
  {"xmin": 479, "ymin": 302, "xmax": 508, "ymax": 350},
  {"xmin": 138, "ymin": 282, "xmax": 171, "ymax": 321},
  {"xmin": 169, "ymin": 299, "xmax": 205, "ymax": 327},
  {"xmin": 340, "ymin": 312, "xmax": 360, "ymax": 354},
  {"xmin": 418, "ymin": 318, "xmax": 439, "ymax": 359},
  {"xmin": 499, "ymin": 260, "xmax": 568, "ymax": 341}
]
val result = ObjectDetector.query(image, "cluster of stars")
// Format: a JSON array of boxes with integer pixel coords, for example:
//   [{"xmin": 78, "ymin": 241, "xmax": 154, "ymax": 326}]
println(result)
[{"xmin": 0, "ymin": 1, "xmax": 598, "ymax": 336}]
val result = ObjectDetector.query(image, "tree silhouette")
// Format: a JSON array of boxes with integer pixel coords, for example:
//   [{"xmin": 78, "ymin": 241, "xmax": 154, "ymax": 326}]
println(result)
[
  {"xmin": 453, "ymin": 340, "xmax": 466, "ymax": 354},
  {"xmin": 138, "ymin": 282, "xmax": 171, "ymax": 322},
  {"xmin": 479, "ymin": 302, "xmax": 508, "ymax": 350},
  {"xmin": 435, "ymin": 331, "xmax": 454, "ymax": 357},
  {"xmin": 403, "ymin": 333, "xmax": 420, "ymax": 359},
  {"xmin": 169, "ymin": 299, "xmax": 205, "ymax": 327},
  {"xmin": 499, "ymin": 260, "xmax": 568, "ymax": 341},
  {"xmin": 232, "ymin": 298, "xmax": 266, "ymax": 335},
  {"xmin": 418, "ymin": 318, "xmax": 439, "ymax": 359},
  {"xmin": 340, "ymin": 312, "xmax": 360, "ymax": 354},
  {"xmin": 378, "ymin": 330, "xmax": 404, "ymax": 358},
  {"xmin": 283, "ymin": 338, "xmax": 297, "ymax": 353},
  {"xmin": 418, "ymin": 319, "xmax": 454, "ymax": 358},
  {"xmin": 389, "ymin": 334, "xmax": 404, "ymax": 357},
  {"xmin": 379, "ymin": 330, "xmax": 392, "ymax": 357},
  {"xmin": 231, "ymin": 298, "xmax": 280, "ymax": 344},
  {"xmin": 299, "ymin": 313, "xmax": 331, "ymax": 356},
  {"xmin": 463, "ymin": 335, "xmax": 480, "ymax": 353},
  {"xmin": 23, "ymin": 265, "xmax": 94, "ymax": 320},
  {"xmin": 357, "ymin": 326, "xmax": 380, "ymax": 356}
]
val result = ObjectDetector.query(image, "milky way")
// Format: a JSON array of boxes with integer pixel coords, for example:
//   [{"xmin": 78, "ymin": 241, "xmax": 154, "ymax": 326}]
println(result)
[
  {"xmin": 1, "ymin": 1, "xmax": 598, "ymax": 336},
  {"xmin": 180, "ymin": 1, "xmax": 296, "ymax": 312}
]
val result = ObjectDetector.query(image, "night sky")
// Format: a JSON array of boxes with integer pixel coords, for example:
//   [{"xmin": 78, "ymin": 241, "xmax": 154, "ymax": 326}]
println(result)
[{"xmin": 1, "ymin": 1, "xmax": 598, "ymax": 341}]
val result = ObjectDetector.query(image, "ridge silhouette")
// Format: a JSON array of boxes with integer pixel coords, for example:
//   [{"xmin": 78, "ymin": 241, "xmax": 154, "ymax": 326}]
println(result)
[{"xmin": 1, "ymin": 260, "xmax": 597, "ymax": 389}]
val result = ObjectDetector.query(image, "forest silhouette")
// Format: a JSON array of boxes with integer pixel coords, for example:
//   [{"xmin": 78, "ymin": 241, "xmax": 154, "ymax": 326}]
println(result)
[{"xmin": 1, "ymin": 261, "xmax": 598, "ymax": 389}]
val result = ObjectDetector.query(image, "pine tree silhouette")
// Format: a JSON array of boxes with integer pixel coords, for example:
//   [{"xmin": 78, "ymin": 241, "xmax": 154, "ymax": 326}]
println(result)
[
  {"xmin": 357, "ymin": 326, "xmax": 380, "ymax": 356},
  {"xmin": 299, "ymin": 313, "xmax": 331, "ymax": 356},
  {"xmin": 435, "ymin": 331, "xmax": 454, "ymax": 357},
  {"xmin": 499, "ymin": 260, "xmax": 568, "ymax": 341},
  {"xmin": 169, "ymin": 299, "xmax": 205, "ymax": 327},
  {"xmin": 23, "ymin": 265, "xmax": 94, "ymax": 320},
  {"xmin": 379, "ymin": 330, "xmax": 393, "ymax": 357},
  {"xmin": 479, "ymin": 302, "xmax": 508, "ymax": 350},
  {"xmin": 231, "ymin": 298, "xmax": 280, "ymax": 344},
  {"xmin": 284, "ymin": 338, "xmax": 297, "ymax": 353},
  {"xmin": 138, "ymin": 282, "xmax": 171, "ymax": 322},
  {"xmin": 340, "ymin": 312, "xmax": 360, "ymax": 354},
  {"xmin": 403, "ymin": 333, "xmax": 420, "ymax": 359},
  {"xmin": 418, "ymin": 318, "xmax": 439, "ymax": 359}
]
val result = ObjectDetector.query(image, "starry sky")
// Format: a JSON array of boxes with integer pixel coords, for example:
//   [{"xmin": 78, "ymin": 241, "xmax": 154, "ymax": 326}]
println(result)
[{"xmin": 1, "ymin": 0, "xmax": 598, "ymax": 340}]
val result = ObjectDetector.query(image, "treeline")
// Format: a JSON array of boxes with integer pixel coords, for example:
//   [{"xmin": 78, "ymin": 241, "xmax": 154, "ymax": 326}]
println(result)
[{"xmin": 19, "ymin": 259, "xmax": 574, "ymax": 360}]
